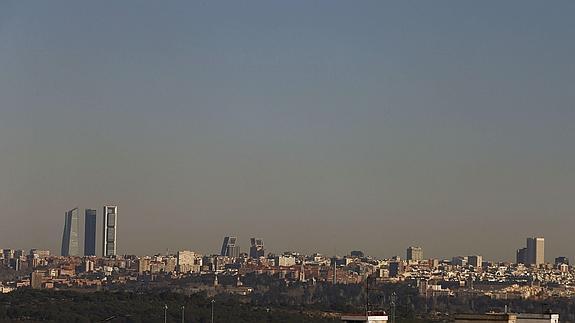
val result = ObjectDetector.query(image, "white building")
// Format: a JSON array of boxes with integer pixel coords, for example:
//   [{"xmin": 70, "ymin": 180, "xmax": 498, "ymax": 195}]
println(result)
[
  {"xmin": 341, "ymin": 313, "xmax": 388, "ymax": 323},
  {"xmin": 276, "ymin": 255, "xmax": 296, "ymax": 267},
  {"xmin": 177, "ymin": 250, "xmax": 202, "ymax": 273}
]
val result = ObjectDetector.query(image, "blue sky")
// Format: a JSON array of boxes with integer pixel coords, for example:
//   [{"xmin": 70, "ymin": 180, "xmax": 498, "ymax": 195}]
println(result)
[{"xmin": 0, "ymin": 1, "xmax": 574, "ymax": 260}]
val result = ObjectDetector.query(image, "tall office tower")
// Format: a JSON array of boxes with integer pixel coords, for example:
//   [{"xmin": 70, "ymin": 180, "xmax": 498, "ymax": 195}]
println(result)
[
  {"xmin": 516, "ymin": 248, "xmax": 527, "ymax": 264},
  {"xmin": 468, "ymin": 255, "xmax": 483, "ymax": 268},
  {"xmin": 406, "ymin": 246, "xmax": 423, "ymax": 262},
  {"xmin": 61, "ymin": 208, "xmax": 79, "ymax": 256},
  {"xmin": 452, "ymin": 256, "xmax": 468, "ymax": 266},
  {"xmin": 102, "ymin": 206, "xmax": 118, "ymax": 257},
  {"xmin": 220, "ymin": 236, "xmax": 240, "ymax": 257},
  {"xmin": 526, "ymin": 237, "xmax": 545, "ymax": 266},
  {"xmin": 84, "ymin": 209, "xmax": 97, "ymax": 256},
  {"xmin": 249, "ymin": 238, "xmax": 265, "ymax": 258}
]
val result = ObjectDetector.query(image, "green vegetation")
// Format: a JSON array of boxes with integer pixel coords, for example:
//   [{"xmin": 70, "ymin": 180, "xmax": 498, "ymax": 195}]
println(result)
[
  {"xmin": 2, "ymin": 281, "xmax": 575, "ymax": 322},
  {"xmin": 0, "ymin": 289, "xmax": 338, "ymax": 323}
]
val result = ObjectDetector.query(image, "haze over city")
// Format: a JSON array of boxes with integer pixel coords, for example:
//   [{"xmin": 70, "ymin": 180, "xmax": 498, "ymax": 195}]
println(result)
[{"xmin": 1, "ymin": 1, "xmax": 574, "ymax": 261}]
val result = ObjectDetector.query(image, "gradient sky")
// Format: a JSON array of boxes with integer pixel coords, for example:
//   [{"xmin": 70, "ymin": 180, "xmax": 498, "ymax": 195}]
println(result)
[{"xmin": 1, "ymin": 1, "xmax": 574, "ymax": 261}]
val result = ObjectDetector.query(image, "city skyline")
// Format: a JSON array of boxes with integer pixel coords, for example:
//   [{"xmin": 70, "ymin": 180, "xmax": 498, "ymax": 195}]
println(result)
[
  {"xmin": 2, "ymin": 235, "xmax": 565, "ymax": 269},
  {"xmin": 0, "ymin": 204, "xmax": 570, "ymax": 262},
  {"xmin": 0, "ymin": 203, "xmax": 568, "ymax": 262},
  {"xmin": 1, "ymin": 1, "xmax": 574, "ymax": 261},
  {"xmin": 13, "ymin": 211, "xmax": 564, "ymax": 263}
]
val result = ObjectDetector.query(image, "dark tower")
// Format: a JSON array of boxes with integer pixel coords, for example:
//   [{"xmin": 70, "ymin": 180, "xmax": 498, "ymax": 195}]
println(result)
[{"xmin": 84, "ymin": 209, "xmax": 97, "ymax": 256}]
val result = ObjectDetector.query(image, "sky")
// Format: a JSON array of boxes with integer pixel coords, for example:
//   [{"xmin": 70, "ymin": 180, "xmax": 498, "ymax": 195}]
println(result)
[{"xmin": 0, "ymin": 1, "xmax": 574, "ymax": 261}]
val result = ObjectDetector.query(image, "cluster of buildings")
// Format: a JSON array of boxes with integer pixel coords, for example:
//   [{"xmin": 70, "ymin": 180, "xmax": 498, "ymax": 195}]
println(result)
[
  {"xmin": 2, "ymin": 233, "xmax": 575, "ymax": 305},
  {"xmin": 220, "ymin": 236, "xmax": 266, "ymax": 259},
  {"xmin": 0, "ymin": 248, "xmax": 51, "ymax": 272},
  {"xmin": 1, "ymin": 208, "xmax": 568, "ymax": 322},
  {"xmin": 60, "ymin": 206, "xmax": 118, "ymax": 257},
  {"xmin": 516, "ymin": 237, "xmax": 545, "ymax": 267},
  {"xmin": 0, "ymin": 235, "xmax": 570, "ymax": 323}
]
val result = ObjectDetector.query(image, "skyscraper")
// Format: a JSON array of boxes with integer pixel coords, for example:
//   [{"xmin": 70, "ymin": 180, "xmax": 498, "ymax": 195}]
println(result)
[
  {"xmin": 516, "ymin": 248, "xmax": 527, "ymax": 264},
  {"xmin": 468, "ymin": 255, "xmax": 483, "ymax": 268},
  {"xmin": 84, "ymin": 209, "xmax": 97, "ymax": 256},
  {"xmin": 61, "ymin": 208, "xmax": 79, "ymax": 256},
  {"xmin": 103, "ymin": 206, "xmax": 118, "ymax": 257},
  {"xmin": 220, "ymin": 236, "xmax": 240, "ymax": 257},
  {"xmin": 526, "ymin": 237, "xmax": 544, "ymax": 266},
  {"xmin": 406, "ymin": 246, "xmax": 423, "ymax": 262},
  {"xmin": 249, "ymin": 237, "xmax": 265, "ymax": 258}
]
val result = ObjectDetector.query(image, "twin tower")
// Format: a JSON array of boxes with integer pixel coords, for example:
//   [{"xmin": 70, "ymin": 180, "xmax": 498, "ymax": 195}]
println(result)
[{"xmin": 61, "ymin": 206, "xmax": 118, "ymax": 257}]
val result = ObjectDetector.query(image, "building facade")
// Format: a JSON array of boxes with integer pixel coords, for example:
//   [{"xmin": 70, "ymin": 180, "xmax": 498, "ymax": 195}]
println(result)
[
  {"xmin": 406, "ymin": 246, "xmax": 423, "ymax": 261},
  {"xmin": 177, "ymin": 250, "xmax": 202, "ymax": 273},
  {"xmin": 526, "ymin": 237, "xmax": 544, "ymax": 266},
  {"xmin": 84, "ymin": 209, "xmax": 97, "ymax": 256},
  {"xmin": 61, "ymin": 208, "xmax": 79, "ymax": 256},
  {"xmin": 516, "ymin": 248, "xmax": 527, "ymax": 264},
  {"xmin": 468, "ymin": 255, "xmax": 483, "ymax": 268},
  {"xmin": 249, "ymin": 238, "xmax": 265, "ymax": 258},
  {"xmin": 102, "ymin": 206, "xmax": 118, "ymax": 257},
  {"xmin": 220, "ymin": 236, "xmax": 240, "ymax": 257}
]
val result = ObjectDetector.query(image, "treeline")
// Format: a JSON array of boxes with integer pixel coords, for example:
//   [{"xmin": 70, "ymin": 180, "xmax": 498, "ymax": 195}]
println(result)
[
  {"xmin": 0, "ymin": 289, "xmax": 338, "ymax": 323},
  {"xmin": 3, "ymin": 280, "xmax": 575, "ymax": 322},
  {"xmin": 239, "ymin": 275, "xmax": 575, "ymax": 322}
]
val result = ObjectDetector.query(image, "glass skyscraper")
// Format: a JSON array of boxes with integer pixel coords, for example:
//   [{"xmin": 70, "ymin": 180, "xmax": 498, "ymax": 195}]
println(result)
[
  {"xmin": 220, "ymin": 236, "xmax": 240, "ymax": 257},
  {"xmin": 84, "ymin": 209, "xmax": 97, "ymax": 256},
  {"xmin": 249, "ymin": 237, "xmax": 265, "ymax": 258},
  {"xmin": 103, "ymin": 205, "xmax": 118, "ymax": 257},
  {"xmin": 61, "ymin": 208, "xmax": 79, "ymax": 256}
]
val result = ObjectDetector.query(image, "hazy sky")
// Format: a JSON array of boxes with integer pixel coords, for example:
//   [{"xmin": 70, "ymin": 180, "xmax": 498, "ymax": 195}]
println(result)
[{"xmin": 1, "ymin": 1, "xmax": 574, "ymax": 261}]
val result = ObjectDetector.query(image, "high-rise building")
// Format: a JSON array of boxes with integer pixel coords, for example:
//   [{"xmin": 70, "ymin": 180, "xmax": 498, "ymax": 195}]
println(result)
[
  {"xmin": 468, "ymin": 255, "xmax": 483, "ymax": 268},
  {"xmin": 452, "ymin": 256, "xmax": 468, "ymax": 266},
  {"xmin": 249, "ymin": 238, "xmax": 265, "ymax": 258},
  {"xmin": 516, "ymin": 248, "xmax": 527, "ymax": 264},
  {"xmin": 102, "ymin": 206, "xmax": 118, "ymax": 257},
  {"xmin": 526, "ymin": 237, "xmax": 544, "ymax": 266},
  {"xmin": 84, "ymin": 209, "xmax": 97, "ymax": 256},
  {"xmin": 220, "ymin": 236, "xmax": 240, "ymax": 257},
  {"xmin": 406, "ymin": 246, "xmax": 423, "ymax": 262},
  {"xmin": 61, "ymin": 208, "xmax": 79, "ymax": 256}
]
